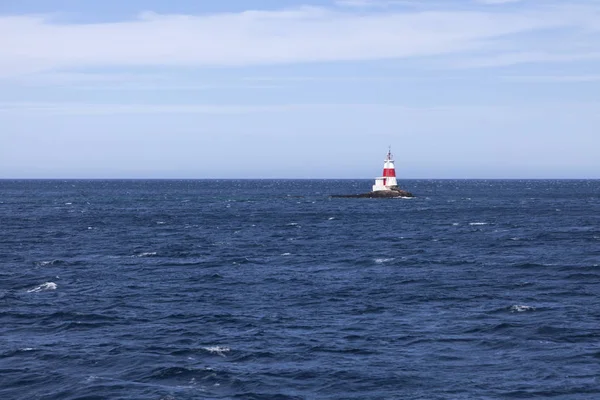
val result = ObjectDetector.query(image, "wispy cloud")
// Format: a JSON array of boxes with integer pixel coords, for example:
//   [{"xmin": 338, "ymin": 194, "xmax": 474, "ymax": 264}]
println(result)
[
  {"xmin": 2, "ymin": 71, "xmax": 283, "ymax": 90},
  {"xmin": 503, "ymin": 74, "xmax": 600, "ymax": 82},
  {"xmin": 453, "ymin": 51, "xmax": 600, "ymax": 68},
  {"xmin": 0, "ymin": 102, "xmax": 312, "ymax": 115},
  {"xmin": 2, "ymin": 100, "xmax": 599, "ymax": 117},
  {"xmin": 475, "ymin": 0, "xmax": 524, "ymax": 5},
  {"xmin": 0, "ymin": 101, "xmax": 411, "ymax": 116},
  {"xmin": 334, "ymin": 0, "xmax": 425, "ymax": 8},
  {"xmin": 0, "ymin": 101, "xmax": 505, "ymax": 116},
  {"xmin": 0, "ymin": 2, "xmax": 599, "ymax": 78}
]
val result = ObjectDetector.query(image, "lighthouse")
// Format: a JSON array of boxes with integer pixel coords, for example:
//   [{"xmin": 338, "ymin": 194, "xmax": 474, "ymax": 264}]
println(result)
[
  {"xmin": 331, "ymin": 147, "xmax": 413, "ymax": 198},
  {"xmin": 372, "ymin": 148, "xmax": 399, "ymax": 192}
]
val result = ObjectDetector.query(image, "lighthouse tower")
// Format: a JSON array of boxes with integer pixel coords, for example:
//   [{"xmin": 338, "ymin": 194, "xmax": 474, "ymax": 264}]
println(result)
[{"xmin": 372, "ymin": 148, "xmax": 399, "ymax": 192}]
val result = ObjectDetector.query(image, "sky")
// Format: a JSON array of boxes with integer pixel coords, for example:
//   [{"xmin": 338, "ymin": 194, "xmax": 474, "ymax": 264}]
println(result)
[{"xmin": 1, "ymin": 0, "xmax": 599, "ymax": 179}]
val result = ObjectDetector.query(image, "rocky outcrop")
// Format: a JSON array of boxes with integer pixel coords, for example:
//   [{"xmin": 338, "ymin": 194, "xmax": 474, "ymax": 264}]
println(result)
[{"xmin": 331, "ymin": 188, "xmax": 413, "ymax": 198}]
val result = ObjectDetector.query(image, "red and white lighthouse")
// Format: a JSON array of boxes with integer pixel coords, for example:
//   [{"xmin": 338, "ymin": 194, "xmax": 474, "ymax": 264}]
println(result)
[{"xmin": 372, "ymin": 148, "xmax": 398, "ymax": 192}]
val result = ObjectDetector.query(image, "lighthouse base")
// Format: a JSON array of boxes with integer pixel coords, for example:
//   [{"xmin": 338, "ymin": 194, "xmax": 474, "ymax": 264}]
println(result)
[{"xmin": 331, "ymin": 188, "xmax": 413, "ymax": 198}]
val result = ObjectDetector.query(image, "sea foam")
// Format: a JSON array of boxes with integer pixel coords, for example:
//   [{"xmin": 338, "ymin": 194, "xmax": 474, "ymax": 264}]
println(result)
[
  {"xmin": 136, "ymin": 252, "xmax": 157, "ymax": 257},
  {"xmin": 27, "ymin": 282, "xmax": 57, "ymax": 293},
  {"xmin": 202, "ymin": 346, "xmax": 230, "ymax": 357},
  {"xmin": 510, "ymin": 305, "xmax": 536, "ymax": 313},
  {"xmin": 36, "ymin": 260, "xmax": 61, "ymax": 266}
]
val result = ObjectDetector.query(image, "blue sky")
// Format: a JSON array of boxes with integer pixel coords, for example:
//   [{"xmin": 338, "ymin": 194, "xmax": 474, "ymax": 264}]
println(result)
[{"xmin": 1, "ymin": 0, "xmax": 599, "ymax": 178}]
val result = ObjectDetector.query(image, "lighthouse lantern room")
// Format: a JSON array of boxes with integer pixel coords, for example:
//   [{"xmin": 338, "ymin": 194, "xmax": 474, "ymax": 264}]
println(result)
[{"xmin": 372, "ymin": 148, "xmax": 399, "ymax": 192}]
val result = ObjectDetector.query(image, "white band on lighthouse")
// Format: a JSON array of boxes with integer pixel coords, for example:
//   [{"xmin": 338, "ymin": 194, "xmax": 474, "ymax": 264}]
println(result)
[{"xmin": 373, "ymin": 148, "xmax": 398, "ymax": 191}]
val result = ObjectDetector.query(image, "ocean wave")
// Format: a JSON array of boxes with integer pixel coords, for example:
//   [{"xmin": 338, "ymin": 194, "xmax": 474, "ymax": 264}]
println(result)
[
  {"xmin": 136, "ymin": 252, "xmax": 157, "ymax": 257},
  {"xmin": 510, "ymin": 305, "xmax": 536, "ymax": 313},
  {"xmin": 202, "ymin": 346, "xmax": 230, "ymax": 357},
  {"xmin": 27, "ymin": 282, "xmax": 57, "ymax": 293},
  {"xmin": 35, "ymin": 260, "xmax": 64, "ymax": 266}
]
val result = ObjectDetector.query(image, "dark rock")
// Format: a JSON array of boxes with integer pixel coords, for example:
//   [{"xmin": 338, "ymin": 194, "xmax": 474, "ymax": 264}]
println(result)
[{"xmin": 331, "ymin": 189, "xmax": 413, "ymax": 198}]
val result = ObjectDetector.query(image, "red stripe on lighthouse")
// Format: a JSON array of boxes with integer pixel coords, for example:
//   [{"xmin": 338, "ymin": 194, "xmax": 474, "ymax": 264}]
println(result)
[
  {"xmin": 382, "ymin": 148, "xmax": 396, "ymax": 178},
  {"xmin": 383, "ymin": 168, "xmax": 396, "ymax": 177}
]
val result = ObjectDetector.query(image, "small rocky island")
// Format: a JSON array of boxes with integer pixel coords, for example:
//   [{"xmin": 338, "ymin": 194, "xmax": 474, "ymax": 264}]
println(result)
[
  {"xmin": 331, "ymin": 187, "xmax": 413, "ymax": 198},
  {"xmin": 331, "ymin": 148, "xmax": 414, "ymax": 198}
]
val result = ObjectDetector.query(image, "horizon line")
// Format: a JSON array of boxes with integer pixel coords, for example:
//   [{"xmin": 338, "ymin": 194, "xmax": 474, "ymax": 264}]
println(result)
[{"xmin": 1, "ymin": 177, "xmax": 599, "ymax": 181}]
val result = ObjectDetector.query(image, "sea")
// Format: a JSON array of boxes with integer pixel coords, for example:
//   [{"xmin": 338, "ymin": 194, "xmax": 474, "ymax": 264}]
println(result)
[{"xmin": 1, "ymin": 179, "xmax": 599, "ymax": 400}]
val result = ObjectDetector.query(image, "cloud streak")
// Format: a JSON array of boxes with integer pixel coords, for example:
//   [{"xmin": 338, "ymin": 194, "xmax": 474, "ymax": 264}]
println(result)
[
  {"xmin": 452, "ymin": 51, "xmax": 600, "ymax": 68},
  {"xmin": 1, "ymin": 3, "xmax": 598, "ymax": 77},
  {"xmin": 0, "ymin": 101, "xmax": 433, "ymax": 116},
  {"xmin": 503, "ymin": 74, "xmax": 600, "ymax": 82},
  {"xmin": 475, "ymin": 0, "xmax": 524, "ymax": 5},
  {"xmin": 2, "ymin": 100, "xmax": 599, "ymax": 117}
]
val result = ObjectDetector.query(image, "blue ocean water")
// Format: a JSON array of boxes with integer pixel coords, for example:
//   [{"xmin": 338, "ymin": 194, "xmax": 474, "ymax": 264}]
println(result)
[{"xmin": 1, "ymin": 179, "xmax": 599, "ymax": 399}]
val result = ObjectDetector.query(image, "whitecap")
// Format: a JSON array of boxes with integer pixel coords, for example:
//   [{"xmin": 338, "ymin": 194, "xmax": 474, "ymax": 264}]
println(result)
[
  {"xmin": 37, "ymin": 260, "xmax": 58, "ymax": 266},
  {"xmin": 27, "ymin": 282, "xmax": 57, "ymax": 293},
  {"xmin": 65, "ymin": 202, "xmax": 72, "ymax": 205},
  {"xmin": 202, "ymin": 346, "xmax": 230, "ymax": 357},
  {"xmin": 452, "ymin": 223, "xmax": 460, "ymax": 226},
  {"xmin": 156, "ymin": 221, "xmax": 166, "ymax": 225},
  {"xmin": 281, "ymin": 253, "xmax": 291, "ymax": 256},
  {"xmin": 374, "ymin": 258, "xmax": 394, "ymax": 264},
  {"xmin": 469, "ymin": 222, "xmax": 488, "ymax": 226},
  {"xmin": 510, "ymin": 305, "xmax": 535, "ymax": 313},
  {"xmin": 20, "ymin": 348, "xmax": 34, "ymax": 351},
  {"xmin": 328, "ymin": 217, "xmax": 335, "ymax": 220},
  {"xmin": 287, "ymin": 222, "xmax": 299, "ymax": 226},
  {"xmin": 137, "ymin": 252, "xmax": 157, "ymax": 257}
]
